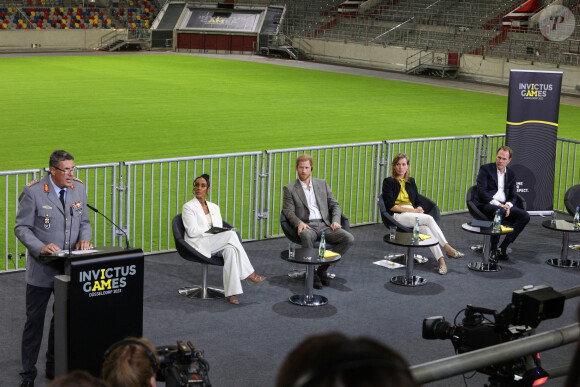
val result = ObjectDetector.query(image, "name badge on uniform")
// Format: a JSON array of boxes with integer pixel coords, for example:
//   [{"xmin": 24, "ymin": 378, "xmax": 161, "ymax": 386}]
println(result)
[{"xmin": 44, "ymin": 215, "xmax": 50, "ymax": 229}]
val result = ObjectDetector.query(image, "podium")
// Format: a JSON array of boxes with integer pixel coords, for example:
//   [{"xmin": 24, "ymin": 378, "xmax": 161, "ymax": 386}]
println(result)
[{"xmin": 54, "ymin": 246, "xmax": 144, "ymax": 378}]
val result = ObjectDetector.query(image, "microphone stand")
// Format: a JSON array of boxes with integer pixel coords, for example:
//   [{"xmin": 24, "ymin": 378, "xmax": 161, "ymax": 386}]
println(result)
[
  {"xmin": 69, "ymin": 206, "xmax": 73, "ymax": 256},
  {"xmin": 86, "ymin": 204, "xmax": 130, "ymax": 249}
]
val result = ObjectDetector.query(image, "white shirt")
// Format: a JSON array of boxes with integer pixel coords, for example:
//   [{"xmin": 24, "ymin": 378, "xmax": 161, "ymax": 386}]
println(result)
[
  {"xmin": 491, "ymin": 169, "xmax": 513, "ymax": 208},
  {"xmin": 299, "ymin": 179, "xmax": 323, "ymax": 220}
]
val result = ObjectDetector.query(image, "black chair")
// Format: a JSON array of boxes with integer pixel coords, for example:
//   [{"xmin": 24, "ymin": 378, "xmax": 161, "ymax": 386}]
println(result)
[
  {"xmin": 465, "ymin": 185, "xmax": 527, "ymax": 252},
  {"xmin": 172, "ymin": 213, "xmax": 235, "ymax": 299},
  {"xmin": 564, "ymin": 184, "xmax": 580, "ymax": 250},
  {"xmin": 564, "ymin": 184, "xmax": 580, "ymax": 216},
  {"xmin": 377, "ymin": 193, "xmax": 440, "ymax": 264},
  {"xmin": 280, "ymin": 211, "xmax": 350, "ymax": 278}
]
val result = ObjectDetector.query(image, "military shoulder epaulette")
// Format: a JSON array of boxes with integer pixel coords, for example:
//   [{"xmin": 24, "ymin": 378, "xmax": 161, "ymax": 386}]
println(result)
[
  {"xmin": 72, "ymin": 177, "xmax": 84, "ymax": 185},
  {"xmin": 26, "ymin": 179, "xmax": 40, "ymax": 187}
]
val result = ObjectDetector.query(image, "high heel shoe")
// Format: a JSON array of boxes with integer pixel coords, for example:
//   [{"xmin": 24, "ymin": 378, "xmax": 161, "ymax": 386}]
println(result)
[
  {"xmin": 438, "ymin": 265, "xmax": 448, "ymax": 275},
  {"xmin": 245, "ymin": 272, "xmax": 266, "ymax": 285},
  {"xmin": 228, "ymin": 296, "xmax": 239, "ymax": 305}
]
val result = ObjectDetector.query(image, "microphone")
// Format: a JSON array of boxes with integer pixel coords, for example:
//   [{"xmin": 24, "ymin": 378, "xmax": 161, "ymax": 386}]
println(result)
[
  {"xmin": 87, "ymin": 204, "xmax": 130, "ymax": 249},
  {"xmin": 69, "ymin": 206, "xmax": 74, "ymax": 256}
]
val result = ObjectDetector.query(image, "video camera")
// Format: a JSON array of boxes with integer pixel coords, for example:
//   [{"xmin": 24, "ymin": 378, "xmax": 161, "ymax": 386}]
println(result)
[
  {"xmin": 156, "ymin": 340, "xmax": 211, "ymax": 387},
  {"xmin": 422, "ymin": 285, "xmax": 565, "ymax": 386}
]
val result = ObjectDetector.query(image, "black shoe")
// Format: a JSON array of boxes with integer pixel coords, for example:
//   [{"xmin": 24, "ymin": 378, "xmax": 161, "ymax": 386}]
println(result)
[
  {"xmin": 489, "ymin": 250, "xmax": 498, "ymax": 263},
  {"xmin": 496, "ymin": 249, "xmax": 509, "ymax": 261},
  {"xmin": 313, "ymin": 272, "xmax": 323, "ymax": 289},
  {"xmin": 317, "ymin": 265, "xmax": 330, "ymax": 286},
  {"xmin": 20, "ymin": 381, "xmax": 34, "ymax": 387}
]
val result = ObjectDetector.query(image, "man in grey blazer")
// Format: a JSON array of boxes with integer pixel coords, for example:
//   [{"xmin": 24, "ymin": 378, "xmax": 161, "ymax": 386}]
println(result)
[
  {"xmin": 282, "ymin": 154, "xmax": 354, "ymax": 289},
  {"xmin": 15, "ymin": 150, "xmax": 92, "ymax": 387}
]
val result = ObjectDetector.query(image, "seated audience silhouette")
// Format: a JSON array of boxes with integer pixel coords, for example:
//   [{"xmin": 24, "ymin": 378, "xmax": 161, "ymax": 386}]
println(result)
[
  {"xmin": 276, "ymin": 332, "xmax": 418, "ymax": 387},
  {"xmin": 102, "ymin": 337, "xmax": 159, "ymax": 387}
]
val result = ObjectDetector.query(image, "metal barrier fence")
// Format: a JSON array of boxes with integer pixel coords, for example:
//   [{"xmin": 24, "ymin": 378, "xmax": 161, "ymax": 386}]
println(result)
[{"xmin": 2, "ymin": 134, "xmax": 580, "ymax": 273}]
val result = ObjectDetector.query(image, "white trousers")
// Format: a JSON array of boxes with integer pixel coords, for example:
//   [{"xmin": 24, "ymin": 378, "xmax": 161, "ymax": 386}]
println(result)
[
  {"xmin": 393, "ymin": 207, "xmax": 448, "ymax": 260},
  {"xmin": 209, "ymin": 231, "xmax": 254, "ymax": 297}
]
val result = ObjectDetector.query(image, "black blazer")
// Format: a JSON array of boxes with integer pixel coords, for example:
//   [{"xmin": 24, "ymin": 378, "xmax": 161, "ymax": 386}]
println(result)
[
  {"xmin": 382, "ymin": 177, "xmax": 420, "ymax": 216},
  {"xmin": 473, "ymin": 163, "xmax": 517, "ymax": 207}
]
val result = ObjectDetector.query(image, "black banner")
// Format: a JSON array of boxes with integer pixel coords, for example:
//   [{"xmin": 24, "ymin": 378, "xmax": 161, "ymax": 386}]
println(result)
[{"xmin": 506, "ymin": 70, "xmax": 562, "ymax": 214}]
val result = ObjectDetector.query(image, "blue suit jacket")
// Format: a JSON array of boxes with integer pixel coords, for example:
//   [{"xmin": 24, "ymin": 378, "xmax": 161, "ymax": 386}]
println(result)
[{"xmin": 473, "ymin": 163, "xmax": 517, "ymax": 207}]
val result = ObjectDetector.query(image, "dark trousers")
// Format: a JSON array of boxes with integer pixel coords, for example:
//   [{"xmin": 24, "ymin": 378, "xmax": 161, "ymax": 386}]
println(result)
[
  {"xmin": 20, "ymin": 284, "xmax": 54, "ymax": 382},
  {"xmin": 298, "ymin": 220, "xmax": 355, "ymax": 256},
  {"xmin": 478, "ymin": 204, "xmax": 530, "ymax": 250}
]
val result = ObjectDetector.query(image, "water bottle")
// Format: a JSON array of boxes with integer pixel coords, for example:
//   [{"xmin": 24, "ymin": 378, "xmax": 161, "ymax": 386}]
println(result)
[
  {"xmin": 318, "ymin": 231, "xmax": 326, "ymax": 260},
  {"xmin": 492, "ymin": 209, "xmax": 501, "ymax": 233},
  {"xmin": 574, "ymin": 207, "xmax": 580, "ymax": 231},
  {"xmin": 412, "ymin": 217, "xmax": 420, "ymax": 242}
]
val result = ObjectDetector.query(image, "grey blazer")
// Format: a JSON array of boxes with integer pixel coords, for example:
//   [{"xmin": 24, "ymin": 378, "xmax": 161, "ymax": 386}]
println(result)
[
  {"xmin": 282, "ymin": 178, "xmax": 342, "ymax": 229},
  {"xmin": 15, "ymin": 173, "xmax": 92, "ymax": 288}
]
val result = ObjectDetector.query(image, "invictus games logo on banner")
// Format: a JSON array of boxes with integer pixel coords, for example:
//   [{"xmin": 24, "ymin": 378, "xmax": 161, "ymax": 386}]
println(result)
[
  {"xmin": 79, "ymin": 265, "xmax": 138, "ymax": 297},
  {"xmin": 539, "ymin": 5, "xmax": 575, "ymax": 42},
  {"xmin": 518, "ymin": 82, "xmax": 554, "ymax": 101}
]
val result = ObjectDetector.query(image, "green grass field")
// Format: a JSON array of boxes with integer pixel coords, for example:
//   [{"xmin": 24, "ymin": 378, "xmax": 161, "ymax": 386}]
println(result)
[
  {"xmin": 2, "ymin": 54, "xmax": 579, "ymax": 171},
  {"xmin": 1, "ymin": 54, "xmax": 579, "ymax": 270}
]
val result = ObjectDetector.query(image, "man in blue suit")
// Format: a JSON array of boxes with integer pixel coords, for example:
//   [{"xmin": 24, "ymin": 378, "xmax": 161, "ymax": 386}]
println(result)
[{"xmin": 473, "ymin": 146, "xmax": 530, "ymax": 261}]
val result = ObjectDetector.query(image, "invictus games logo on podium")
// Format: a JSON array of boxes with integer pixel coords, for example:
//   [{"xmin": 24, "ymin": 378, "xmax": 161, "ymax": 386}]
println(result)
[
  {"xmin": 79, "ymin": 265, "xmax": 138, "ymax": 296},
  {"xmin": 518, "ymin": 82, "xmax": 554, "ymax": 101}
]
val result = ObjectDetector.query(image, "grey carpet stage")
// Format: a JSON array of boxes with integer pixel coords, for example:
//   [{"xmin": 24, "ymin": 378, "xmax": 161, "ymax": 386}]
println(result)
[{"xmin": 2, "ymin": 213, "xmax": 579, "ymax": 387}]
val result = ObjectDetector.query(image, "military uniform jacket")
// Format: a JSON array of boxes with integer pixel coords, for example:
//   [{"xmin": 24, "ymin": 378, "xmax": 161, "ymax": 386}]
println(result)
[{"xmin": 15, "ymin": 173, "xmax": 92, "ymax": 288}]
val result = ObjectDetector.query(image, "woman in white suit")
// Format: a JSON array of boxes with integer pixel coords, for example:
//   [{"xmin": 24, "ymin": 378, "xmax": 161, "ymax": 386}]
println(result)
[{"xmin": 182, "ymin": 174, "xmax": 266, "ymax": 304}]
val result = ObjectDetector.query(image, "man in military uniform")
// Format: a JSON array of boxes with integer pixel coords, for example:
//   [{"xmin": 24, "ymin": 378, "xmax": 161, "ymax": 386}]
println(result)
[{"xmin": 15, "ymin": 150, "xmax": 92, "ymax": 387}]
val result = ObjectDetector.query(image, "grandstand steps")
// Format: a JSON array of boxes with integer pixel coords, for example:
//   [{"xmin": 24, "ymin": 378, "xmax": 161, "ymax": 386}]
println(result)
[
  {"xmin": 99, "ymin": 39, "xmax": 125, "ymax": 51},
  {"xmin": 406, "ymin": 49, "xmax": 458, "ymax": 78},
  {"xmin": 98, "ymin": 37, "xmax": 149, "ymax": 51},
  {"xmin": 406, "ymin": 63, "xmax": 458, "ymax": 78},
  {"xmin": 259, "ymin": 45, "xmax": 312, "ymax": 60}
]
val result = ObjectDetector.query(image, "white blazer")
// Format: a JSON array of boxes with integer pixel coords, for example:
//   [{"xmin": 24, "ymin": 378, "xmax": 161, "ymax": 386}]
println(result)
[{"xmin": 182, "ymin": 198, "xmax": 223, "ymax": 258}]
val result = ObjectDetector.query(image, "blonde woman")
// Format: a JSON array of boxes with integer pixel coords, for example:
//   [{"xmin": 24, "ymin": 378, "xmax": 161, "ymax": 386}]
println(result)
[{"xmin": 381, "ymin": 153, "xmax": 464, "ymax": 275}]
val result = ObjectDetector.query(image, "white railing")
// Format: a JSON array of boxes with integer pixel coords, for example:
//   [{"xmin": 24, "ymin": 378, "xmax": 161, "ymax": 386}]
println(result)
[{"xmin": 3, "ymin": 134, "xmax": 580, "ymax": 272}]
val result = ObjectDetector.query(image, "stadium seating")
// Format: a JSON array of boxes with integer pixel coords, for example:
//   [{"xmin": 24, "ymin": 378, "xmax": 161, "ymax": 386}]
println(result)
[
  {"xmin": 0, "ymin": 1, "xmax": 155, "ymax": 29},
  {"xmin": 1, "ymin": 0, "xmax": 578, "ymax": 66}
]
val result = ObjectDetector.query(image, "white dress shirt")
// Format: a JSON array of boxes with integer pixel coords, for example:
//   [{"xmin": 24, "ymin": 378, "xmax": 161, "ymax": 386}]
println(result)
[
  {"xmin": 491, "ymin": 169, "xmax": 513, "ymax": 208},
  {"xmin": 300, "ymin": 179, "xmax": 323, "ymax": 220}
]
